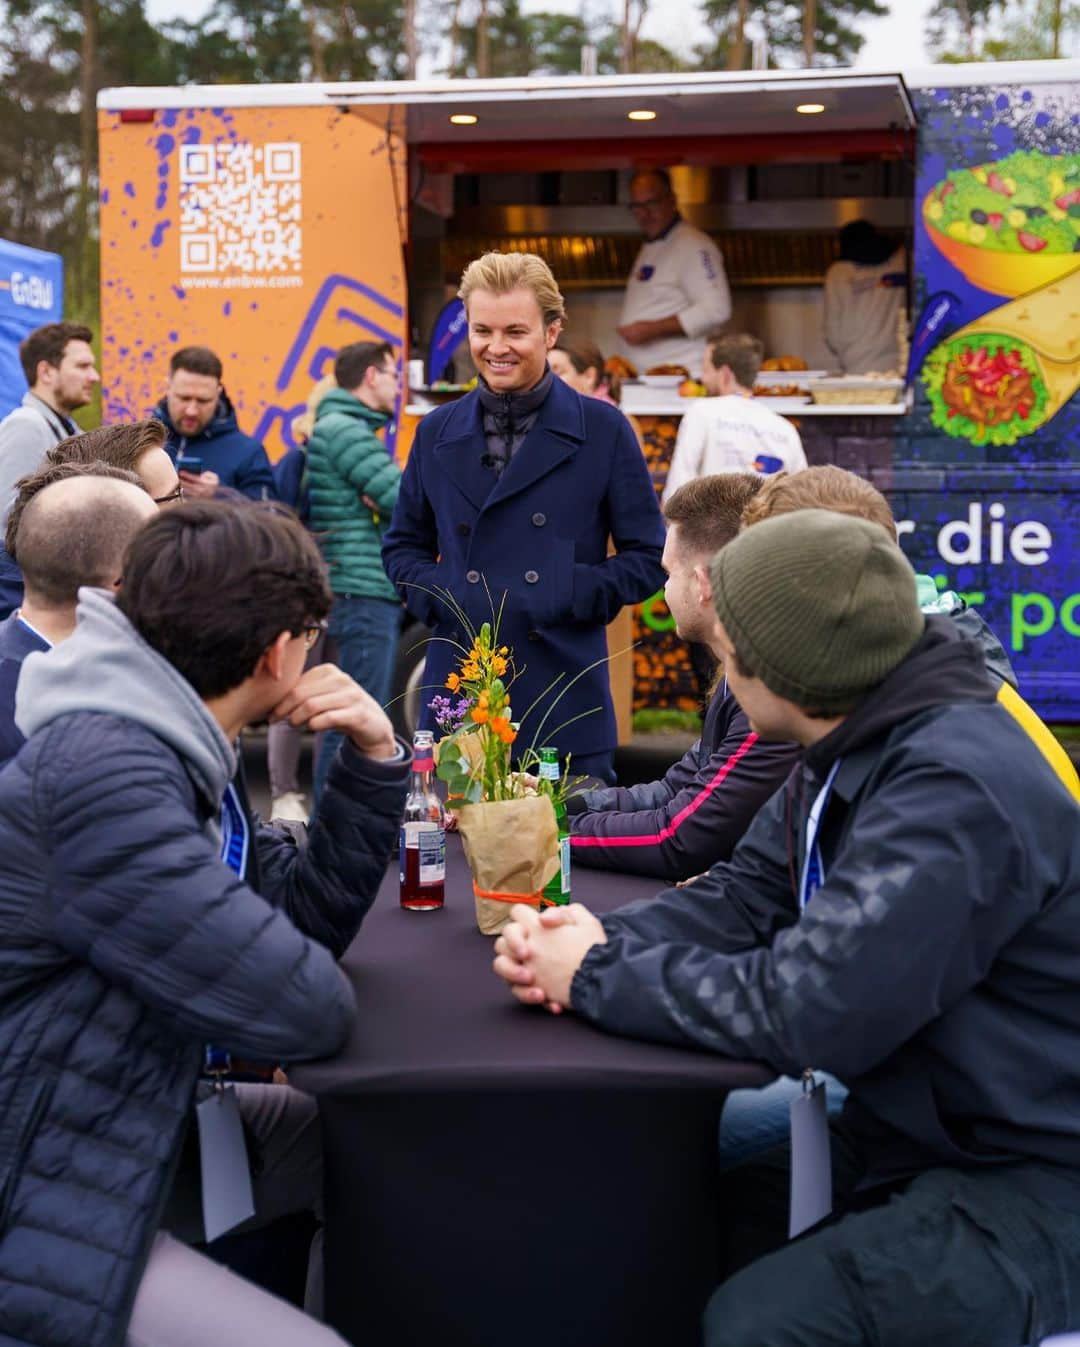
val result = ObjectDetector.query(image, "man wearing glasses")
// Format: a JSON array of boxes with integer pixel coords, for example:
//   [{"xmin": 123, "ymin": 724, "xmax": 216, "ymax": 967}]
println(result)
[
  {"xmin": 617, "ymin": 169, "xmax": 731, "ymax": 376},
  {"xmin": 306, "ymin": 340, "xmax": 404, "ymax": 800}
]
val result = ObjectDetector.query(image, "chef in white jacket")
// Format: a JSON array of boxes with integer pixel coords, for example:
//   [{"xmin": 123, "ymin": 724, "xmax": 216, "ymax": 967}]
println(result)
[{"xmin": 617, "ymin": 169, "xmax": 731, "ymax": 376}]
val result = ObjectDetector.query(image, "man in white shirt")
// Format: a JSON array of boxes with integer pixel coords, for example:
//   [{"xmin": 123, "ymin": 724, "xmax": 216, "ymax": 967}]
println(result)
[
  {"xmin": 617, "ymin": 170, "xmax": 731, "ymax": 375},
  {"xmin": 661, "ymin": 334, "xmax": 807, "ymax": 504},
  {"xmin": 823, "ymin": 220, "xmax": 907, "ymax": 375}
]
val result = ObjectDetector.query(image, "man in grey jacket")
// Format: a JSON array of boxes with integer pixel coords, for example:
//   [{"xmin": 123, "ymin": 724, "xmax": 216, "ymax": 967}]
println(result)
[
  {"xmin": 0, "ymin": 320, "xmax": 99, "ymax": 616},
  {"xmin": 493, "ymin": 510, "xmax": 1080, "ymax": 1347}
]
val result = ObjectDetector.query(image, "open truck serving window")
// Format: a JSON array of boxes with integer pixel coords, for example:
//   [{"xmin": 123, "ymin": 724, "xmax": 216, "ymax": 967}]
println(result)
[{"xmin": 98, "ymin": 61, "xmax": 1080, "ymax": 726}]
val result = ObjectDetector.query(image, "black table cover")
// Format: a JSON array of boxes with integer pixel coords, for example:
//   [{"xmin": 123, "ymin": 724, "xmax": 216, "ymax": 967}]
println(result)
[{"xmin": 293, "ymin": 837, "xmax": 772, "ymax": 1347}]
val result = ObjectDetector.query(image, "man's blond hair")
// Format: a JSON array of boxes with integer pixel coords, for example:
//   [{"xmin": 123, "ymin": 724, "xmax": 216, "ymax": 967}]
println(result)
[
  {"xmin": 741, "ymin": 465, "xmax": 897, "ymax": 540},
  {"xmin": 458, "ymin": 251, "xmax": 567, "ymax": 328}
]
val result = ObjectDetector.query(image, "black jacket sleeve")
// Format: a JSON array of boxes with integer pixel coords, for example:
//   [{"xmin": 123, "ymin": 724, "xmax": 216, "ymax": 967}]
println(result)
[
  {"xmin": 252, "ymin": 739, "xmax": 410, "ymax": 957},
  {"xmin": 570, "ymin": 724, "xmax": 798, "ymax": 881},
  {"xmin": 573, "ymin": 761, "xmax": 1029, "ymax": 1079}
]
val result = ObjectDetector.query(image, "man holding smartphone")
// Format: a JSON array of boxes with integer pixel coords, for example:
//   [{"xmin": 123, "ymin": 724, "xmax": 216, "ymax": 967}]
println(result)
[{"xmin": 155, "ymin": 345, "xmax": 278, "ymax": 501}]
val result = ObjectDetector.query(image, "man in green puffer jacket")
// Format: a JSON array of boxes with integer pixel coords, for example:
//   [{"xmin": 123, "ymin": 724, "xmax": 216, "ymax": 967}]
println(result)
[{"xmin": 307, "ymin": 340, "xmax": 403, "ymax": 798}]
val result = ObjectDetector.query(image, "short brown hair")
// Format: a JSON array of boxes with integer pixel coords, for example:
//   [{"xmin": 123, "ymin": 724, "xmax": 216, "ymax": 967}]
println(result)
[
  {"xmin": 663, "ymin": 474, "xmax": 764, "ymax": 557},
  {"xmin": 706, "ymin": 333, "xmax": 764, "ymax": 390},
  {"xmin": 741, "ymin": 465, "xmax": 897, "ymax": 539},
  {"xmin": 335, "ymin": 341, "xmax": 394, "ymax": 391},
  {"xmin": 555, "ymin": 336, "xmax": 621, "ymax": 402},
  {"xmin": 6, "ymin": 460, "xmax": 145, "ymax": 560},
  {"xmin": 117, "ymin": 499, "xmax": 332, "ymax": 699},
  {"xmin": 15, "ymin": 472, "xmax": 150, "ymax": 607},
  {"xmin": 169, "ymin": 346, "xmax": 223, "ymax": 381},
  {"xmin": 19, "ymin": 321, "xmax": 93, "ymax": 387},
  {"xmin": 51, "ymin": 419, "xmax": 168, "ymax": 476}
]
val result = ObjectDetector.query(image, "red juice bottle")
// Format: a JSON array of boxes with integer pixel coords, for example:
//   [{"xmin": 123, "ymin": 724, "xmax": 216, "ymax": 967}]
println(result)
[{"xmin": 400, "ymin": 730, "xmax": 446, "ymax": 911}]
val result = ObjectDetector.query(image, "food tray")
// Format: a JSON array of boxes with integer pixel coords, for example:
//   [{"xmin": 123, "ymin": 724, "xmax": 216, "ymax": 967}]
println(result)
[
  {"xmin": 641, "ymin": 374, "xmax": 686, "ymax": 388},
  {"xmin": 806, "ymin": 378, "xmax": 904, "ymax": 406},
  {"xmin": 754, "ymin": 395, "xmax": 811, "ymax": 411},
  {"xmin": 755, "ymin": 369, "xmax": 828, "ymax": 387}
]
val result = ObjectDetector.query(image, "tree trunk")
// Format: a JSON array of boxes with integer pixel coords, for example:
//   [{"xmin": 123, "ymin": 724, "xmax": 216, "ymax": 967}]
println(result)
[
  {"xmin": 477, "ymin": 0, "xmax": 490, "ymax": 77},
  {"xmin": 76, "ymin": 0, "xmax": 97, "ymax": 315},
  {"xmin": 726, "ymin": 0, "xmax": 749, "ymax": 70},
  {"xmin": 306, "ymin": 9, "xmax": 327, "ymax": 81},
  {"xmin": 403, "ymin": 0, "xmax": 418, "ymax": 78},
  {"xmin": 803, "ymin": 0, "xmax": 816, "ymax": 67},
  {"xmin": 446, "ymin": 0, "xmax": 462, "ymax": 75},
  {"xmin": 1050, "ymin": 0, "xmax": 1062, "ymax": 57},
  {"xmin": 954, "ymin": 0, "xmax": 974, "ymax": 56}
]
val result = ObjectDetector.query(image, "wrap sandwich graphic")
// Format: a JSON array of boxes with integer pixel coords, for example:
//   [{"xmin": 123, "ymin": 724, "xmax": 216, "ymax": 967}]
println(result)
[{"xmin": 922, "ymin": 263, "xmax": 1080, "ymax": 445}]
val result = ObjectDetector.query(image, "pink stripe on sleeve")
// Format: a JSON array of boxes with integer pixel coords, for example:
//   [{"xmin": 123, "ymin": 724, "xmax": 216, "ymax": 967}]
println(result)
[{"xmin": 570, "ymin": 732, "xmax": 759, "ymax": 850}]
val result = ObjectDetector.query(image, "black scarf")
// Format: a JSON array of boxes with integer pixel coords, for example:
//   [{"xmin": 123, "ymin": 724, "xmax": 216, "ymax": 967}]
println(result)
[{"xmin": 476, "ymin": 368, "xmax": 554, "ymax": 476}]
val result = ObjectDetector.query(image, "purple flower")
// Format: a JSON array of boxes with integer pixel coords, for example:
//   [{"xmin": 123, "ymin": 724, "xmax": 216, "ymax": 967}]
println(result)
[{"xmin": 428, "ymin": 695, "xmax": 469, "ymax": 733}]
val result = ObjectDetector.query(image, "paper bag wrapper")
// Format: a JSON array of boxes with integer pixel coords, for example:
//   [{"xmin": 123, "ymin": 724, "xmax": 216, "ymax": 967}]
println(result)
[{"xmin": 456, "ymin": 795, "xmax": 560, "ymax": 935}]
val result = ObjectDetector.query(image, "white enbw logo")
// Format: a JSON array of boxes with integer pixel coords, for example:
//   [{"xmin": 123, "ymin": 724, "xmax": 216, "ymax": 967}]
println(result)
[{"xmin": 9, "ymin": 272, "xmax": 54, "ymax": 310}]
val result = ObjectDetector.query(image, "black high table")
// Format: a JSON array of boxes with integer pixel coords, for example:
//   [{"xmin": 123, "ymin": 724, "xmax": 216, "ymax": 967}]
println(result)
[{"xmin": 292, "ymin": 839, "xmax": 772, "ymax": 1347}]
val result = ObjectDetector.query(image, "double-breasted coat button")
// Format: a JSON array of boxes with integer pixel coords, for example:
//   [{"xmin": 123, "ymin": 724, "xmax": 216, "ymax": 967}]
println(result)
[
  {"xmin": 531, "ymin": 512, "xmax": 546, "ymax": 527},
  {"xmin": 466, "ymin": 569, "xmax": 481, "ymax": 583},
  {"xmin": 524, "ymin": 570, "xmax": 539, "ymax": 584},
  {"xmin": 527, "ymin": 629, "xmax": 541, "ymax": 641}
]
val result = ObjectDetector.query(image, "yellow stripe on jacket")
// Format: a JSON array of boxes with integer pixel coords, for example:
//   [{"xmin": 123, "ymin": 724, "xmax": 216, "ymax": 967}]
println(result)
[{"xmin": 997, "ymin": 681, "xmax": 1080, "ymax": 804}]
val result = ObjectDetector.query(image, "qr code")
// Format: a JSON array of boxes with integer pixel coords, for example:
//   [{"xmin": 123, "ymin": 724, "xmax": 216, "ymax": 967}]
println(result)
[{"xmin": 179, "ymin": 142, "xmax": 302, "ymax": 275}]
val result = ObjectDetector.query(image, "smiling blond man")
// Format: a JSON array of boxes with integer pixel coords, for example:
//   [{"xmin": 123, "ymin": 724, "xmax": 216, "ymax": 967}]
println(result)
[{"xmin": 383, "ymin": 250, "xmax": 665, "ymax": 783}]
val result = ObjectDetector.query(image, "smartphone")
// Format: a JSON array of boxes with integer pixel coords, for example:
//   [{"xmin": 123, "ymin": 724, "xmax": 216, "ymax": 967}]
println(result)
[{"xmin": 177, "ymin": 456, "xmax": 204, "ymax": 476}]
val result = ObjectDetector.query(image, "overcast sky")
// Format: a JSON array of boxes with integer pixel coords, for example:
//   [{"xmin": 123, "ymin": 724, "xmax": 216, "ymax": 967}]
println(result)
[{"xmin": 143, "ymin": 0, "xmax": 935, "ymax": 70}]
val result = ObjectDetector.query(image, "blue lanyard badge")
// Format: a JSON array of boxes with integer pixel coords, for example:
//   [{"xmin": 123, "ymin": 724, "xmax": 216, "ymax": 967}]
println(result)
[
  {"xmin": 219, "ymin": 781, "xmax": 249, "ymax": 879},
  {"xmin": 799, "ymin": 760, "xmax": 841, "ymax": 910}
]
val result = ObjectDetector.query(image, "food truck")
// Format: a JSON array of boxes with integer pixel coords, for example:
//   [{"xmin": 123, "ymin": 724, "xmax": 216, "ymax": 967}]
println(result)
[{"xmin": 97, "ymin": 60, "xmax": 1080, "ymax": 726}]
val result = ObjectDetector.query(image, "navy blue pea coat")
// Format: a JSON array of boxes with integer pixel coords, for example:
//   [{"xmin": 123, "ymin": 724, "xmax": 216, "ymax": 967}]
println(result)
[{"xmin": 382, "ymin": 377, "xmax": 665, "ymax": 758}]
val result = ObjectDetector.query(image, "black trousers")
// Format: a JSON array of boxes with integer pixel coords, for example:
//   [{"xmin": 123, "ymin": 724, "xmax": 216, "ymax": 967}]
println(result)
[{"xmin": 707, "ymin": 1125, "xmax": 1080, "ymax": 1347}]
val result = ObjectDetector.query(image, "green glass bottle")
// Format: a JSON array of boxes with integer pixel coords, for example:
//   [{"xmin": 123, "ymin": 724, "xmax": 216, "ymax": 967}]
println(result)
[{"xmin": 538, "ymin": 746, "xmax": 571, "ymax": 907}]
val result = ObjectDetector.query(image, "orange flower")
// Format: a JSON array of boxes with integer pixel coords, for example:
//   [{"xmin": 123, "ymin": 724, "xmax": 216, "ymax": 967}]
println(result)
[
  {"xmin": 445, "ymin": 672, "xmax": 460, "ymax": 691},
  {"xmin": 499, "ymin": 646, "xmax": 509, "ymax": 656},
  {"xmin": 498, "ymin": 727, "xmax": 517, "ymax": 745},
  {"xmin": 478, "ymin": 690, "xmax": 490, "ymax": 707},
  {"xmin": 491, "ymin": 656, "xmax": 508, "ymax": 676},
  {"xmin": 471, "ymin": 707, "xmax": 490, "ymax": 724},
  {"xmin": 490, "ymin": 715, "xmax": 509, "ymax": 735},
  {"xmin": 461, "ymin": 662, "xmax": 480, "ymax": 681}
]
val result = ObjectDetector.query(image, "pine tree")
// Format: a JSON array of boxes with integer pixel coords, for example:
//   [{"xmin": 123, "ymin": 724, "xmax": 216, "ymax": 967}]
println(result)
[{"xmin": 697, "ymin": 0, "xmax": 889, "ymax": 69}]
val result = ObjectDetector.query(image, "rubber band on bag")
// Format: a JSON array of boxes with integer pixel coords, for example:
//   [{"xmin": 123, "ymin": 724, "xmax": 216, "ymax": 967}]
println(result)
[{"xmin": 472, "ymin": 883, "xmax": 544, "ymax": 907}]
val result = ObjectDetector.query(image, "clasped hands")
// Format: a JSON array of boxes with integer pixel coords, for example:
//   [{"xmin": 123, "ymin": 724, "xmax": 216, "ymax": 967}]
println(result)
[{"xmin": 492, "ymin": 903, "xmax": 607, "ymax": 1014}]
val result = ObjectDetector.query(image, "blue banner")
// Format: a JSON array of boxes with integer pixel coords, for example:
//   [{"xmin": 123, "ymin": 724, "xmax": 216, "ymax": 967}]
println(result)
[
  {"xmin": 0, "ymin": 238, "xmax": 64, "ymax": 418},
  {"xmin": 426, "ymin": 297, "xmax": 467, "ymax": 385}
]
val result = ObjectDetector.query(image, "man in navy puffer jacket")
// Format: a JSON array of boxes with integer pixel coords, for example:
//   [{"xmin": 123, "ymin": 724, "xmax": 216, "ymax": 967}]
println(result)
[{"xmin": 0, "ymin": 500, "xmax": 409, "ymax": 1347}]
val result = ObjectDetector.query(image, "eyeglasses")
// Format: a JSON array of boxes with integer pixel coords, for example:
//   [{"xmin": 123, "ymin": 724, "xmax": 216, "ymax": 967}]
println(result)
[
  {"xmin": 301, "ymin": 619, "xmax": 328, "ymax": 651},
  {"xmin": 153, "ymin": 484, "xmax": 185, "ymax": 506},
  {"xmin": 628, "ymin": 195, "xmax": 669, "ymax": 212}
]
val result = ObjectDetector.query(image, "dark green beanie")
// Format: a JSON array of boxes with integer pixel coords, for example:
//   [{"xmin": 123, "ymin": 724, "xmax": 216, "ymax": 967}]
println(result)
[{"xmin": 709, "ymin": 509, "xmax": 925, "ymax": 714}]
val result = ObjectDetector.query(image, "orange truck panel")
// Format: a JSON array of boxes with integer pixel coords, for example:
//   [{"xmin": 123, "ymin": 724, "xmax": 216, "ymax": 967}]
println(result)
[{"xmin": 98, "ymin": 105, "xmax": 407, "ymax": 462}]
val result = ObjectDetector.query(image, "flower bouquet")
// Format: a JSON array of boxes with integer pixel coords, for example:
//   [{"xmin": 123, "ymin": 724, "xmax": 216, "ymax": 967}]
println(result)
[{"xmin": 430, "ymin": 599, "xmax": 582, "ymax": 936}]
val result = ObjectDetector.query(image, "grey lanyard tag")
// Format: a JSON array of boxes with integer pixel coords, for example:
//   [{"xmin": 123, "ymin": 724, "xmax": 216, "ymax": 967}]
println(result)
[
  {"xmin": 788, "ymin": 1071, "xmax": 832, "ymax": 1239},
  {"xmin": 196, "ymin": 1083, "xmax": 256, "ymax": 1242}
]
